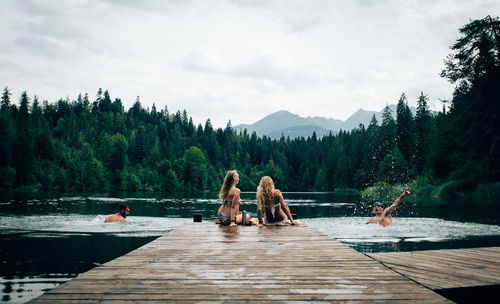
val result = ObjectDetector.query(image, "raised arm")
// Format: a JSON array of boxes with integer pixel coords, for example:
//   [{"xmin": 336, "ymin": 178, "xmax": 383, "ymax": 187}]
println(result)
[
  {"xmin": 277, "ymin": 190, "xmax": 300, "ymax": 226},
  {"xmin": 384, "ymin": 188, "xmax": 410, "ymax": 215}
]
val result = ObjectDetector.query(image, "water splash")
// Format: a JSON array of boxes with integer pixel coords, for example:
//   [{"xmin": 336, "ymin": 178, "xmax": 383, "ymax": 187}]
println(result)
[
  {"xmin": 302, "ymin": 217, "xmax": 500, "ymax": 248},
  {"xmin": 0, "ymin": 215, "xmax": 187, "ymax": 237}
]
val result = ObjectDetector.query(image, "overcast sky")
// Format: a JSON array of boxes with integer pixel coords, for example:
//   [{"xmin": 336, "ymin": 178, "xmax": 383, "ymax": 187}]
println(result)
[{"xmin": 1, "ymin": 0, "xmax": 498, "ymax": 128}]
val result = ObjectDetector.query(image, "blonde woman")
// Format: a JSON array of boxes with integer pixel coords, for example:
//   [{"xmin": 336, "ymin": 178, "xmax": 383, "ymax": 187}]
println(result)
[
  {"xmin": 256, "ymin": 176, "xmax": 301, "ymax": 226},
  {"xmin": 216, "ymin": 170, "xmax": 249, "ymax": 226}
]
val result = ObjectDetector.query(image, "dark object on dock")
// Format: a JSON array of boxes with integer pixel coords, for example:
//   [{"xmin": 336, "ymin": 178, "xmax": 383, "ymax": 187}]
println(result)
[{"xmin": 193, "ymin": 214, "xmax": 202, "ymax": 222}]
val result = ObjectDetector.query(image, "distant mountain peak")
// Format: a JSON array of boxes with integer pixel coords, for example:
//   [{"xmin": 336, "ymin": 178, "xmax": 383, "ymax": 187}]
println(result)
[
  {"xmin": 274, "ymin": 109, "xmax": 292, "ymax": 114},
  {"xmin": 233, "ymin": 105, "xmax": 422, "ymax": 139}
]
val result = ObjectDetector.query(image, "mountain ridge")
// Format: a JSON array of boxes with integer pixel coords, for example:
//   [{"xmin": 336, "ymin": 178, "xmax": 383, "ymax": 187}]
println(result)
[{"xmin": 234, "ymin": 105, "xmax": 417, "ymax": 139}]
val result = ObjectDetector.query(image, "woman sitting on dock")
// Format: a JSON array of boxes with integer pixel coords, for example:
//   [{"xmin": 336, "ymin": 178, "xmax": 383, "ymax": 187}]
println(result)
[
  {"xmin": 215, "ymin": 170, "xmax": 250, "ymax": 226},
  {"xmin": 256, "ymin": 176, "xmax": 301, "ymax": 226}
]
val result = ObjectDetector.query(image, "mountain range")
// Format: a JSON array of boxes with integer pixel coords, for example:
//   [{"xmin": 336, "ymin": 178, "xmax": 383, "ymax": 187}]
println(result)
[{"xmin": 234, "ymin": 105, "xmax": 417, "ymax": 139}]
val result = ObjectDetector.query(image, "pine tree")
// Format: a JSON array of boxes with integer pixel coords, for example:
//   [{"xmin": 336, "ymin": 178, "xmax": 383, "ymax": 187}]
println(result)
[
  {"xmin": 441, "ymin": 15, "xmax": 500, "ymax": 180},
  {"xmin": 379, "ymin": 105, "xmax": 396, "ymax": 160},
  {"xmin": 1, "ymin": 87, "xmax": 12, "ymax": 112},
  {"xmin": 13, "ymin": 91, "xmax": 34, "ymax": 186},
  {"xmin": 415, "ymin": 92, "xmax": 432, "ymax": 174},
  {"xmin": 396, "ymin": 93, "xmax": 415, "ymax": 168},
  {"xmin": 0, "ymin": 87, "xmax": 14, "ymax": 167}
]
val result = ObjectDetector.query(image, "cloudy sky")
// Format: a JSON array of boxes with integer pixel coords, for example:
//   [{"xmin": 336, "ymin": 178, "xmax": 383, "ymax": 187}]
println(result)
[{"xmin": 1, "ymin": 0, "xmax": 498, "ymax": 128}]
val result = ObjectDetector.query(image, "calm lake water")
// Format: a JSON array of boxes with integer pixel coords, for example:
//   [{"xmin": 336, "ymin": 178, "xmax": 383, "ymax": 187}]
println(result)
[{"xmin": 1, "ymin": 192, "xmax": 500, "ymax": 303}]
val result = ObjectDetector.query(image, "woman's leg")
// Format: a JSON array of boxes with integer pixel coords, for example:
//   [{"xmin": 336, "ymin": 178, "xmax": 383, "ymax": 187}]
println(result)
[
  {"xmin": 234, "ymin": 202, "xmax": 241, "ymax": 223},
  {"xmin": 236, "ymin": 213, "xmax": 251, "ymax": 223}
]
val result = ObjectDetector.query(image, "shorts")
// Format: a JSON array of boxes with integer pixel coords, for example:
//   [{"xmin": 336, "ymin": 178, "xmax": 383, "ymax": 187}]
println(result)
[{"xmin": 217, "ymin": 212, "xmax": 231, "ymax": 226}]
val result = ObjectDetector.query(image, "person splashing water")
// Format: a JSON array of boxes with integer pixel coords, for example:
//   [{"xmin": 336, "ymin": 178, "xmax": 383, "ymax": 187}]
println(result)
[{"xmin": 365, "ymin": 189, "xmax": 410, "ymax": 227}]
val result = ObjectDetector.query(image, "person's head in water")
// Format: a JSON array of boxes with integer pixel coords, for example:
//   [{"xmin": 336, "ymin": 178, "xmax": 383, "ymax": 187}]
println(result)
[
  {"xmin": 118, "ymin": 205, "xmax": 130, "ymax": 218},
  {"xmin": 257, "ymin": 176, "xmax": 275, "ymax": 208},
  {"xmin": 372, "ymin": 202, "xmax": 383, "ymax": 216},
  {"xmin": 219, "ymin": 170, "xmax": 239, "ymax": 199}
]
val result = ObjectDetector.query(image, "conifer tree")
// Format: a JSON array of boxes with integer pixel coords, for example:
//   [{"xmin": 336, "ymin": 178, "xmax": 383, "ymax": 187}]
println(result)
[{"xmin": 396, "ymin": 93, "xmax": 415, "ymax": 169}]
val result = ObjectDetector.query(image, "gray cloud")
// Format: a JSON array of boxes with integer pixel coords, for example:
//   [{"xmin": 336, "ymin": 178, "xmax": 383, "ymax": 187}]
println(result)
[
  {"xmin": 1, "ymin": 0, "xmax": 499, "ymax": 127},
  {"xmin": 228, "ymin": 55, "xmax": 318, "ymax": 88}
]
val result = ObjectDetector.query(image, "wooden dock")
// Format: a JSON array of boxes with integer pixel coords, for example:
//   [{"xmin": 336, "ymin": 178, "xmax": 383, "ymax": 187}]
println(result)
[
  {"xmin": 367, "ymin": 247, "xmax": 500, "ymax": 290},
  {"xmin": 30, "ymin": 222, "xmax": 452, "ymax": 303}
]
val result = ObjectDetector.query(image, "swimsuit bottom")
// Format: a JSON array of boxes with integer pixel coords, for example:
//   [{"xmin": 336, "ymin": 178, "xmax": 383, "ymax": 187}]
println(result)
[{"xmin": 217, "ymin": 211, "xmax": 231, "ymax": 226}]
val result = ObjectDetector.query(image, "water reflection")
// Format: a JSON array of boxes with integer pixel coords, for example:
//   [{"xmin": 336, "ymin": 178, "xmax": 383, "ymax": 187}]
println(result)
[
  {"xmin": 219, "ymin": 225, "xmax": 240, "ymax": 239},
  {"xmin": 0, "ymin": 233, "xmax": 157, "ymax": 303}
]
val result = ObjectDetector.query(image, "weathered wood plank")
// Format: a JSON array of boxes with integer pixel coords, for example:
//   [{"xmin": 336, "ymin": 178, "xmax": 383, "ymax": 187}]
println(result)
[
  {"xmin": 29, "ymin": 300, "xmax": 448, "ymax": 304},
  {"xmin": 34, "ymin": 292, "xmax": 448, "ymax": 301},
  {"xmin": 369, "ymin": 253, "xmax": 500, "ymax": 280},
  {"xmin": 368, "ymin": 247, "xmax": 500, "ymax": 290},
  {"xmin": 29, "ymin": 222, "xmax": 451, "ymax": 303}
]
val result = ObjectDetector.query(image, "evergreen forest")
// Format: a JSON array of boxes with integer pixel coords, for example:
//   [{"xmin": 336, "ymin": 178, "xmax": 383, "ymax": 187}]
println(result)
[{"xmin": 1, "ymin": 16, "xmax": 499, "ymax": 199}]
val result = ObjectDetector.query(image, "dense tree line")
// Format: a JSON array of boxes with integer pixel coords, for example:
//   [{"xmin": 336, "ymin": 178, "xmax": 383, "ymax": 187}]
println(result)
[{"xmin": 0, "ymin": 16, "xmax": 498, "ymax": 196}]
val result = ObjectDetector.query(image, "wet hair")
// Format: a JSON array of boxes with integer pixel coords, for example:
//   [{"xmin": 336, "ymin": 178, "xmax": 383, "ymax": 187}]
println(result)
[
  {"xmin": 373, "ymin": 202, "xmax": 383, "ymax": 208},
  {"xmin": 257, "ymin": 176, "xmax": 275, "ymax": 209},
  {"xmin": 219, "ymin": 170, "xmax": 238, "ymax": 199},
  {"xmin": 118, "ymin": 204, "xmax": 128, "ymax": 212}
]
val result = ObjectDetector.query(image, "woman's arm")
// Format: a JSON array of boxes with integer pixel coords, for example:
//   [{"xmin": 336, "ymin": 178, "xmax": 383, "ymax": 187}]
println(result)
[
  {"xmin": 230, "ymin": 188, "xmax": 241, "ymax": 227},
  {"xmin": 277, "ymin": 190, "xmax": 300, "ymax": 225},
  {"xmin": 256, "ymin": 195, "xmax": 263, "ymax": 225}
]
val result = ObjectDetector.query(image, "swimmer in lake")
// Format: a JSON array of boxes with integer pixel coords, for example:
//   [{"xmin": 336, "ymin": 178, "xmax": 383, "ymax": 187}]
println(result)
[
  {"xmin": 366, "ymin": 189, "xmax": 410, "ymax": 227},
  {"xmin": 105, "ymin": 204, "xmax": 129, "ymax": 222}
]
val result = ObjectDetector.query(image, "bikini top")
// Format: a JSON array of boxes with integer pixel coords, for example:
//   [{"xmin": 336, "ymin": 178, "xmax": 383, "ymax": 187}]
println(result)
[{"xmin": 222, "ymin": 198, "xmax": 241, "ymax": 205}]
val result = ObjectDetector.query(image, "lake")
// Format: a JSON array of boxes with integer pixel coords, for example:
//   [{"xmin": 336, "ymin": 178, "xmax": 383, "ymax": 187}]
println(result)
[{"xmin": 1, "ymin": 192, "xmax": 500, "ymax": 303}]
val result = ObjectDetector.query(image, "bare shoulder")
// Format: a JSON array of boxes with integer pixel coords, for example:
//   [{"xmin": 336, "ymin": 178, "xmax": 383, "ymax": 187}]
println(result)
[
  {"xmin": 105, "ymin": 214, "xmax": 124, "ymax": 223},
  {"xmin": 228, "ymin": 187, "xmax": 241, "ymax": 199},
  {"xmin": 233, "ymin": 187, "xmax": 241, "ymax": 195},
  {"xmin": 274, "ymin": 189, "xmax": 285, "ymax": 201}
]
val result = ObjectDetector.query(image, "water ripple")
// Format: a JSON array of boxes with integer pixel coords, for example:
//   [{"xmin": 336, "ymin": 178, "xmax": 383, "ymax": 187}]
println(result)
[{"xmin": 0, "ymin": 215, "xmax": 187, "ymax": 237}]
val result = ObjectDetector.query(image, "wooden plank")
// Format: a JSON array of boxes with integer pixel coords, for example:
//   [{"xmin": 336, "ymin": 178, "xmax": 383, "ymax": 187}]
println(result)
[
  {"xmin": 29, "ymin": 300, "xmax": 449, "ymax": 304},
  {"xmin": 369, "ymin": 253, "xmax": 500, "ymax": 281},
  {"xmin": 370, "ymin": 251, "xmax": 500, "ymax": 278},
  {"xmin": 368, "ymin": 247, "xmax": 500, "ymax": 290},
  {"xmin": 34, "ymin": 292, "xmax": 448, "ymax": 301},
  {"xmin": 28, "ymin": 222, "xmax": 451, "ymax": 303},
  {"xmin": 375, "ymin": 264, "xmax": 484, "ymax": 289}
]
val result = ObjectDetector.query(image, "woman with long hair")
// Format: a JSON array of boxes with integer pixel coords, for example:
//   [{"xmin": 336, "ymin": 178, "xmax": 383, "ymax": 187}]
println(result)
[
  {"xmin": 216, "ymin": 170, "xmax": 249, "ymax": 226},
  {"xmin": 256, "ymin": 176, "xmax": 300, "ymax": 225}
]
